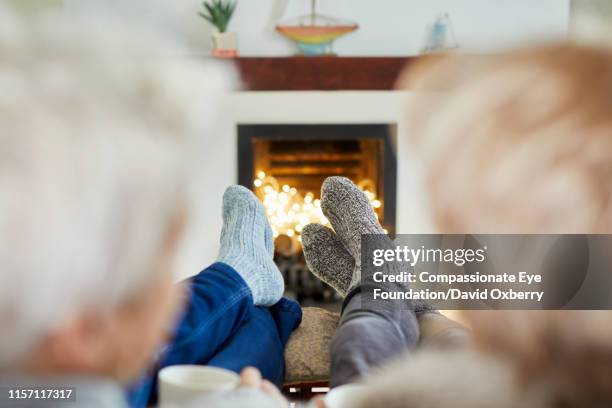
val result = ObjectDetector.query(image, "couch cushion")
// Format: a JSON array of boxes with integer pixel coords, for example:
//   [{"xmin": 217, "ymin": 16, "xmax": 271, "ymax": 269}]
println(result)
[
  {"xmin": 283, "ymin": 308, "xmax": 470, "ymax": 385},
  {"xmin": 284, "ymin": 307, "xmax": 340, "ymax": 385}
]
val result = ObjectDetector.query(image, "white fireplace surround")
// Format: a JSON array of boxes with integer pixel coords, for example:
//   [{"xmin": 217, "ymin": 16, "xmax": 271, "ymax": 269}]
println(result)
[{"xmin": 175, "ymin": 90, "xmax": 434, "ymax": 280}]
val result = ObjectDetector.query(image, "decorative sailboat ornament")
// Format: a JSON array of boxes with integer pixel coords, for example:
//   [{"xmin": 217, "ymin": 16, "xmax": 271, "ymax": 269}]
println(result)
[
  {"xmin": 276, "ymin": 0, "xmax": 358, "ymax": 56},
  {"xmin": 421, "ymin": 13, "xmax": 459, "ymax": 53}
]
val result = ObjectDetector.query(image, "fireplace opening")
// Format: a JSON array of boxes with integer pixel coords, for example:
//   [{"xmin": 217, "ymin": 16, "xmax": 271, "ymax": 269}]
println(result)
[{"xmin": 238, "ymin": 124, "xmax": 397, "ymax": 306}]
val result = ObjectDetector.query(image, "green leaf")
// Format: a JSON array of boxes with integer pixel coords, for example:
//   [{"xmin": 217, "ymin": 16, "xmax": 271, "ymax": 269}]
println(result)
[
  {"xmin": 198, "ymin": 12, "xmax": 214, "ymax": 24},
  {"xmin": 204, "ymin": 2, "xmax": 215, "ymax": 17},
  {"xmin": 199, "ymin": 0, "xmax": 236, "ymax": 32}
]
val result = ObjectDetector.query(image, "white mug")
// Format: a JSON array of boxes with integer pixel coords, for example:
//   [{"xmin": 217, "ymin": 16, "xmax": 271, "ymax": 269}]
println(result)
[
  {"xmin": 158, "ymin": 365, "xmax": 240, "ymax": 407},
  {"xmin": 323, "ymin": 384, "xmax": 370, "ymax": 408}
]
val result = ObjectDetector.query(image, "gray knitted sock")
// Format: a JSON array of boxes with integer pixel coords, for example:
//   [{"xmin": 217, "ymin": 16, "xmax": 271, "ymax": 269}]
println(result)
[
  {"xmin": 216, "ymin": 185, "xmax": 284, "ymax": 306},
  {"xmin": 314, "ymin": 177, "xmax": 434, "ymax": 312},
  {"xmin": 302, "ymin": 223, "xmax": 355, "ymax": 297},
  {"xmin": 321, "ymin": 176, "xmax": 387, "ymax": 290},
  {"xmin": 302, "ymin": 221, "xmax": 434, "ymax": 312}
]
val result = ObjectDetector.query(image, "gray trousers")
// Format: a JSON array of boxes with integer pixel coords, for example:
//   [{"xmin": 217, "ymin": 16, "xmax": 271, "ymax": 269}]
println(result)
[{"xmin": 330, "ymin": 284, "xmax": 421, "ymax": 387}]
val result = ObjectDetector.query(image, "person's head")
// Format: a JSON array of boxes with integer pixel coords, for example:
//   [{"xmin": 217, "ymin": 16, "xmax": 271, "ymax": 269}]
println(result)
[
  {"xmin": 400, "ymin": 45, "xmax": 612, "ymax": 406},
  {"xmin": 0, "ymin": 7, "xmax": 228, "ymax": 382},
  {"xmin": 401, "ymin": 45, "xmax": 612, "ymax": 234}
]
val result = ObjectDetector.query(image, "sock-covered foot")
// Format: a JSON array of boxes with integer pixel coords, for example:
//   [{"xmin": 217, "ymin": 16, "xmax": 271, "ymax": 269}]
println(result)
[
  {"xmin": 319, "ymin": 177, "xmax": 434, "ymax": 312},
  {"xmin": 216, "ymin": 185, "xmax": 284, "ymax": 306},
  {"xmin": 302, "ymin": 223, "xmax": 355, "ymax": 297},
  {"xmin": 321, "ymin": 176, "xmax": 388, "ymax": 290},
  {"xmin": 321, "ymin": 177, "xmax": 385, "ymax": 256}
]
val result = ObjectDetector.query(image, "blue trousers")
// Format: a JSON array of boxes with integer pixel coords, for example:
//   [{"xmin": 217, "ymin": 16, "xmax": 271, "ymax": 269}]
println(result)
[{"xmin": 127, "ymin": 262, "xmax": 302, "ymax": 408}]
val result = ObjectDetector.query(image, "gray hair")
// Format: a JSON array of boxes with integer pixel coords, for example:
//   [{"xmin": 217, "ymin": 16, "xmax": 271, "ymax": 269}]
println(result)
[{"xmin": 0, "ymin": 5, "xmax": 233, "ymax": 367}]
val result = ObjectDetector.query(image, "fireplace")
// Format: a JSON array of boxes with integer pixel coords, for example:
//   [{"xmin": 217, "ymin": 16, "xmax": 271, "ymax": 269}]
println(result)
[{"xmin": 238, "ymin": 124, "xmax": 397, "ymax": 303}]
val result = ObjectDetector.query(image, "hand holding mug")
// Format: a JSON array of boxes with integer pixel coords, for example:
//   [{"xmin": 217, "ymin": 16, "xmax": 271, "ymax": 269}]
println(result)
[{"xmin": 239, "ymin": 366, "xmax": 287, "ymax": 406}]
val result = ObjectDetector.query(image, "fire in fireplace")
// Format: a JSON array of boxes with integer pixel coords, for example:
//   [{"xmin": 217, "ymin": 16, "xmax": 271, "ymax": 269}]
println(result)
[{"xmin": 238, "ymin": 124, "xmax": 397, "ymax": 303}]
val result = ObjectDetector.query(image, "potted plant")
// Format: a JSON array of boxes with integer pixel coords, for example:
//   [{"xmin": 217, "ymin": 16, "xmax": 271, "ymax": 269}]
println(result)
[{"xmin": 199, "ymin": 0, "xmax": 238, "ymax": 58}]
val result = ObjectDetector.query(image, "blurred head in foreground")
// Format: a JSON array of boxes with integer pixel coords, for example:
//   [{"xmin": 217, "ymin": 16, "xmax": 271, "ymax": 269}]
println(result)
[
  {"xmin": 0, "ymin": 6, "xmax": 229, "ymax": 381},
  {"xmin": 400, "ymin": 46, "xmax": 612, "ymax": 406},
  {"xmin": 402, "ymin": 45, "xmax": 612, "ymax": 234}
]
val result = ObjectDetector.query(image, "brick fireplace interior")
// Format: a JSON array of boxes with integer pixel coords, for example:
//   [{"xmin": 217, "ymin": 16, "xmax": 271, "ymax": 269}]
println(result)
[{"xmin": 238, "ymin": 124, "xmax": 397, "ymax": 306}]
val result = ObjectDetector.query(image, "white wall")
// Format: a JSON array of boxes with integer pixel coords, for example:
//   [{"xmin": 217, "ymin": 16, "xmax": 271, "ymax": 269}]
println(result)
[
  {"xmin": 233, "ymin": 0, "xmax": 570, "ymax": 56},
  {"xmin": 64, "ymin": 0, "xmax": 570, "ymax": 56}
]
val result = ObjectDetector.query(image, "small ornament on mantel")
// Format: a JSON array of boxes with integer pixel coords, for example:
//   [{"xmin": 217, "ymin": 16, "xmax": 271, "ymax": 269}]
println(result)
[
  {"xmin": 276, "ymin": 0, "xmax": 358, "ymax": 57},
  {"xmin": 199, "ymin": 0, "xmax": 238, "ymax": 58},
  {"xmin": 421, "ymin": 13, "xmax": 459, "ymax": 54}
]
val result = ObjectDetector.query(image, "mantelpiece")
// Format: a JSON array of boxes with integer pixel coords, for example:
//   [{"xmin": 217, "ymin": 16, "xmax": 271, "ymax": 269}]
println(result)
[{"xmin": 234, "ymin": 57, "xmax": 419, "ymax": 91}]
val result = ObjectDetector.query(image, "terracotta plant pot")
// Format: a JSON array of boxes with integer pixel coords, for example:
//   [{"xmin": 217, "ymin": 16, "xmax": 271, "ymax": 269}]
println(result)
[{"xmin": 212, "ymin": 31, "xmax": 238, "ymax": 58}]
